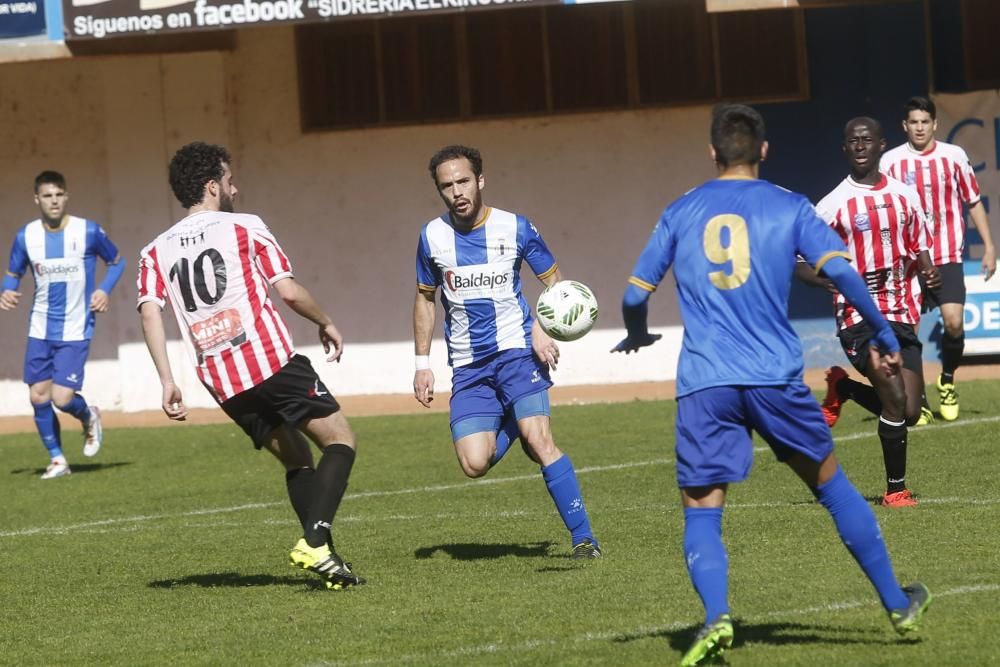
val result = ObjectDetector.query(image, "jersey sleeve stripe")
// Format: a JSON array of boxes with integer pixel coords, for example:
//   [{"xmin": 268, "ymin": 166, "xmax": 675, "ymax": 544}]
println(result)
[
  {"xmin": 811, "ymin": 251, "xmax": 852, "ymax": 275},
  {"xmin": 417, "ymin": 282, "xmax": 436, "ymax": 293},
  {"xmin": 536, "ymin": 263, "xmax": 559, "ymax": 280},
  {"xmin": 628, "ymin": 276, "xmax": 657, "ymax": 292}
]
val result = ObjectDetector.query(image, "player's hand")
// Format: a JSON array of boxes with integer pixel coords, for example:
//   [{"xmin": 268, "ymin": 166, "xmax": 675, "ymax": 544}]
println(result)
[
  {"xmin": 0, "ymin": 289, "xmax": 20, "ymax": 311},
  {"xmin": 89, "ymin": 289, "xmax": 110, "ymax": 313},
  {"xmin": 319, "ymin": 323, "xmax": 343, "ymax": 362},
  {"xmin": 870, "ymin": 327, "xmax": 901, "ymax": 378},
  {"xmin": 532, "ymin": 325, "xmax": 560, "ymax": 370},
  {"xmin": 920, "ymin": 265, "xmax": 942, "ymax": 290},
  {"xmin": 414, "ymin": 369, "xmax": 435, "ymax": 407},
  {"xmin": 162, "ymin": 382, "xmax": 188, "ymax": 421},
  {"xmin": 982, "ymin": 247, "xmax": 997, "ymax": 281},
  {"xmin": 822, "ymin": 279, "xmax": 839, "ymax": 296},
  {"xmin": 611, "ymin": 333, "xmax": 662, "ymax": 354}
]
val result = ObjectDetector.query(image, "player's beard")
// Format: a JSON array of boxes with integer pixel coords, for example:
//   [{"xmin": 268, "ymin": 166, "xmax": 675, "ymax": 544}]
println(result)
[{"xmin": 219, "ymin": 191, "xmax": 235, "ymax": 213}]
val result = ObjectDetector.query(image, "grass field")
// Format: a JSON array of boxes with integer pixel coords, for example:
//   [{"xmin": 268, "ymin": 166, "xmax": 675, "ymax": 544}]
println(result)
[{"xmin": 2, "ymin": 380, "xmax": 999, "ymax": 666}]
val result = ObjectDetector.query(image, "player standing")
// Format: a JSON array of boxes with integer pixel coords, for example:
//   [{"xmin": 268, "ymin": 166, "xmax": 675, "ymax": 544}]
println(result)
[
  {"xmin": 1, "ymin": 171, "xmax": 124, "ymax": 479},
  {"xmin": 882, "ymin": 96, "xmax": 996, "ymax": 422},
  {"xmin": 614, "ymin": 105, "xmax": 930, "ymax": 666},
  {"xmin": 813, "ymin": 117, "xmax": 939, "ymax": 507},
  {"xmin": 137, "ymin": 142, "xmax": 363, "ymax": 590},
  {"xmin": 412, "ymin": 145, "xmax": 601, "ymax": 559}
]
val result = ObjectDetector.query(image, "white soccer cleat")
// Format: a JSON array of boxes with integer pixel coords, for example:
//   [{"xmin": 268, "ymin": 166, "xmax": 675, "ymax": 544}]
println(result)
[
  {"xmin": 83, "ymin": 405, "xmax": 103, "ymax": 457},
  {"xmin": 41, "ymin": 460, "xmax": 71, "ymax": 480}
]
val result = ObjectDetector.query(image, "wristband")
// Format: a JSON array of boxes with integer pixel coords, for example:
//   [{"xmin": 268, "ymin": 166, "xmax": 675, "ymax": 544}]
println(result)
[{"xmin": 415, "ymin": 355, "xmax": 431, "ymax": 371}]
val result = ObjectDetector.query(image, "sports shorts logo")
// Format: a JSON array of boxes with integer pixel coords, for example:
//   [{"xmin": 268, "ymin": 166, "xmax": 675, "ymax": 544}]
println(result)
[{"xmin": 308, "ymin": 379, "xmax": 329, "ymax": 398}]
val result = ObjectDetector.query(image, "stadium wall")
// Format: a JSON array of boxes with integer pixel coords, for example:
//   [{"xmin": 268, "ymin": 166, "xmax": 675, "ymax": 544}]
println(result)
[{"xmin": 0, "ymin": 0, "xmax": 985, "ymax": 416}]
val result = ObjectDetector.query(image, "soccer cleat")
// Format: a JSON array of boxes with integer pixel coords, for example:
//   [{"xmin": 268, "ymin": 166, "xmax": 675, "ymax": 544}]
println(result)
[
  {"xmin": 882, "ymin": 489, "xmax": 918, "ymax": 507},
  {"xmin": 570, "ymin": 538, "xmax": 602, "ymax": 560},
  {"xmin": 83, "ymin": 406, "xmax": 103, "ymax": 457},
  {"xmin": 937, "ymin": 376, "xmax": 959, "ymax": 421},
  {"xmin": 289, "ymin": 538, "xmax": 365, "ymax": 590},
  {"xmin": 889, "ymin": 582, "xmax": 932, "ymax": 635},
  {"xmin": 679, "ymin": 614, "xmax": 734, "ymax": 667},
  {"xmin": 40, "ymin": 460, "xmax": 71, "ymax": 480},
  {"xmin": 914, "ymin": 406, "xmax": 934, "ymax": 426},
  {"xmin": 821, "ymin": 366, "xmax": 849, "ymax": 427}
]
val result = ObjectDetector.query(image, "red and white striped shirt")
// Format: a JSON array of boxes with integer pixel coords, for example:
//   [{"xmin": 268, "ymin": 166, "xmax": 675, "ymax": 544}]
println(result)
[
  {"xmin": 882, "ymin": 140, "xmax": 981, "ymax": 265},
  {"xmin": 137, "ymin": 211, "xmax": 295, "ymax": 402},
  {"xmin": 816, "ymin": 175, "xmax": 932, "ymax": 329}
]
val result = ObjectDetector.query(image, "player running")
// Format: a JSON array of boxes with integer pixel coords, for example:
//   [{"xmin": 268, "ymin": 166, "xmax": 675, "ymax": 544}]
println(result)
[
  {"xmin": 811, "ymin": 116, "xmax": 939, "ymax": 507},
  {"xmin": 614, "ymin": 105, "xmax": 930, "ymax": 665},
  {"xmin": 1, "ymin": 171, "xmax": 124, "ymax": 479},
  {"xmin": 138, "ymin": 142, "xmax": 363, "ymax": 590},
  {"xmin": 412, "ymin": 144, "xmax": 600, "ymax": 559},
  {"xmin": 882, "ymin": 95, "xmax": 996, "ymax": 423}
]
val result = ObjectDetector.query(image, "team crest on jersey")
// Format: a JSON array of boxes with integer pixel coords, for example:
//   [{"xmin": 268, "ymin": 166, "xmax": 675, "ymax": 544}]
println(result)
[
  {"xmin": 904, "ymin": 171, "xmax": 917, "ymax": 186},
  {"xmin": 880, "ymin": 229, "xmax": 892, "ymax": 246},
  {"xmin": 853, "ymin": 213, "xmax": 871, "ymax": 231},
  {"xmin": 489, "ymin": 237, "xmax": 508, "ymax": 256}
]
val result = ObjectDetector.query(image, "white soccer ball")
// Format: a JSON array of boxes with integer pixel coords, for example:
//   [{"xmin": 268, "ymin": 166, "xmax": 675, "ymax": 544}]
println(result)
[{"xmin": 535, "ymin": 280, "xmax": 599, "ymax": 342}]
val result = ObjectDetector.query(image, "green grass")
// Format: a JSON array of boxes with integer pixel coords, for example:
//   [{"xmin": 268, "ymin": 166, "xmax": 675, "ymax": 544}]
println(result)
[{"xmin": 2, "ymin": 380, "xmax": 1000, "ymax": 666}]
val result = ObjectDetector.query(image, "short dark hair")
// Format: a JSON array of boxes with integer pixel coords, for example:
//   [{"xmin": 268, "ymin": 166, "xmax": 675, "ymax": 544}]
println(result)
[
  {"xmin": 428, "ymin": 145, "xmax": 483, "ymax": 183},
  {"xmin": 843, "ymin": 116, "xmax": 884, "ymax": 141},
  {"xmin": 169, "ymin": 142, "xmax": 231, "ymax": 209},
  {"xmin": 710, "ymin": 104, "xmax": 765, "ymax": 167},
  {"xmin": 903, "ymin": 95, "xmax": 936, "ymax": 120},
  {"xmin": 34, "ymin": 171, "xmax": 66, "ymax": 193}
]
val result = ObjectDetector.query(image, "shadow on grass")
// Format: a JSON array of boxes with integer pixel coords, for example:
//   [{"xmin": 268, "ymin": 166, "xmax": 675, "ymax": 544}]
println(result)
[
  {"xmin": 149, "ymin": 572, "xmax": 327, "ymax": 590},
  {"xmin": 616, "ymin": 620, "xmax": 914, "ymax": 653},
  {"xmin": 415, "ymin": 541, "xmax": 554, "ymax": 561},
  {"xmin": 11, "ymin": 461, "xmax": 132, "ymax": 477}
]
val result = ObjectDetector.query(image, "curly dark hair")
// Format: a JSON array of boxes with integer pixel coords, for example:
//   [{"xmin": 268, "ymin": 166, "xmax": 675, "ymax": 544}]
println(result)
[
  {"xmin": 428, "ymin": 145, "xmax": 483, "ymax": 183},
  {"xmin": 168, "ymin": 142, "xmax": 232, "ymax": 209}
]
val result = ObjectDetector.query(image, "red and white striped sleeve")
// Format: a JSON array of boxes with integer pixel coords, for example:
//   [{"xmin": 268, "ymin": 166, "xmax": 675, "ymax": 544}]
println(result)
[
  {"xmin": 246, "ymin": 217, "xmax": 293, "ymax": 285},
  {"xmin": 901, "ymin": 187, "xmax": 932, "ymax": 258},
  {"xmin": 136, "ymin": 241, "xmax": 167, "ymax": 309},
  {"xmin": 954, "ymin": 146, "xmax": 982, "ymax": 206}
]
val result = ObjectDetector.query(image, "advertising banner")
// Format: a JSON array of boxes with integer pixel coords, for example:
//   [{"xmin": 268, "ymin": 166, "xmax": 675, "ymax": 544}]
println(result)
[
  {"xmin": 0, "ymin": 0, "xmax": 46, "ymax": 37},
  {"xmin": 62, "ymin": 0, "xmax": 564, "ymax": 40}
]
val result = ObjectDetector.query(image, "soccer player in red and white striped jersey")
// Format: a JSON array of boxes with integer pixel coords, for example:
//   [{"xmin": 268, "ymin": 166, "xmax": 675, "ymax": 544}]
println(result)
[
  {"xmin": 810, "ymin": 117, "xmax": 940, "ymax": 507},
  {"xmin": 881, "ymin": 96, "xmax": 996, "ymax": 422},
  {"xmin": 137, "ymin": 142, "xmax": 364, "ymax": 590}
]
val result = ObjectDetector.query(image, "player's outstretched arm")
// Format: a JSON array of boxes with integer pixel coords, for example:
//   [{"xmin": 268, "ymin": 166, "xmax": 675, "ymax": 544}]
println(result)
[
  {"xmin": 273, "ymin": 277, "xmax": 342, "ymax": 362},
  {"xmin": 531, "ymin": 318, "xmax": 560, "ymax": 370},
  {"xmin": 794, "ymin": 260, "xmax": 838, "ymax": 295},
  {"xmin": 139, "ymin": 301, "xmax": 187, "ymax": 420},
  {"xmin": 413, "ymin": 289, "xmax": 436, "ymax": 407},
  {"xmin": 612, "ymin": 283, "xmax": 662, "ymax": 354}
]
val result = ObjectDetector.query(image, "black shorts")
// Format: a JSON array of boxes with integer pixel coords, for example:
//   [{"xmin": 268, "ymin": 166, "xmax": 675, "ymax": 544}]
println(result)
[
  {"xmin": 920, "ymin": 262, "xmax": 966, "ymax": 310},
  {"xmin": 837, "ymin": 321, "xmax": 922, "ymax": 375},
  {"xmin": 221, "ymin": 354, "xmax": 340, "ymax": 449}
]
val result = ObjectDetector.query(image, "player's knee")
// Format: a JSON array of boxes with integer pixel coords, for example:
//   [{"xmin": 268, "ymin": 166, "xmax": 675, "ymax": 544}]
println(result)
[
  {"xmin": 944, "ymin": 320, "xmax": 964, "ymax": 338},
  {"xmin": 29, "ymin": 389, "xmax": 50, "ymax": 405},
  {"xmin": 458, "ymin": 455, "xmax": 490, "ymax": 478}
]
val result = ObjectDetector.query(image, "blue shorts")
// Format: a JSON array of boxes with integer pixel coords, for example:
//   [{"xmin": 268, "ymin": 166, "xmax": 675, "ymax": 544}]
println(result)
[
  {"xmin": 24, "ymin": 338, "xmax": 91, "ymax": 390},
  {"xmin": 450, "ymin": 348, "xmax": 552, "ymax": 440},
  {"xmin": 675, "ymin": 383, "xmax": 833, "ymax": 488}
]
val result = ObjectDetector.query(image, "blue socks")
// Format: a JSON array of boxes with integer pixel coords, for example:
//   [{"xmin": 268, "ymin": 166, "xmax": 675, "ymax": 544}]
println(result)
[
  {"xmin": 816, "ymin": 466, "xmax": 908, "ymax": 611},
  {"xmin": 56, "ymin": 393, "xmax": 91, "ymax": 423},
  {"xmin": 683, "ymin": 507, "xmax": 729, "ymax": 624},
  {"xmin": 490, "ymin": 413, "xmax": 520, "ymax": 466},
  {"xmin": 33, "ymin": 401, "xmax": 63, "ymax": 459},
  {"xmin": 541, "ymin": 455, "xmax": 595, "ymax": 545}
]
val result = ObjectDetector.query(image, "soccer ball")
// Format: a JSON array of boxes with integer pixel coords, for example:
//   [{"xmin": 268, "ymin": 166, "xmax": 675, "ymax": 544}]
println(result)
[{"xmin": 535, "ymin": 280, "xmax": 599, "ymax": 342}]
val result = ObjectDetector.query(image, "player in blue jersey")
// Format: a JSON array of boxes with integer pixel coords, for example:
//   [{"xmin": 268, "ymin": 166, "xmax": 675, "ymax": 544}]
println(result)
[
  {"xmin": 1, "ymin": 171, "xmax": 125, "ymax": 479},
  {"xmin": 412, "ymin": 145, "xmax": 600, "ymax": 559},
  {"xmin": 613, "ymin": 106, "xmax": 930, "ymax": 665}
]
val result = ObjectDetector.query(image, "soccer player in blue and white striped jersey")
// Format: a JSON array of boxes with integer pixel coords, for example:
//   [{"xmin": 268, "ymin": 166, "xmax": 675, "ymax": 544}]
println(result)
[
  {"xmin": 1, "ymin": 171, "xmax": 124, "ymax": 479},
  {"xmin": 413, "ymin": 145, "xmax": 600, "ymax": 559}
]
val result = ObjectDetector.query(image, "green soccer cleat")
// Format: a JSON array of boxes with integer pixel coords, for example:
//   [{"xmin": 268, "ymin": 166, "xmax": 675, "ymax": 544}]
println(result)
[
  {"xmin": 889, "ymin": 583, "xmax": 932, "ymax": 635},
  {"xmin": 680, "ymin": 614, "xmax": 734, "ymax": 667},
  {"xmin": 289, "ymin": 538, "xmax": 365, "ymax": 590},
  {"xmin": 570, "ymin": 538, "xmax": 603, "ymax": 560},
  {"xmin": 937, "ymin": 376, "xmax": 959, "ymax": 421},
  {"xmin": 914, "ymin": 406, "xmax": 934, "ymax": 426}
]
